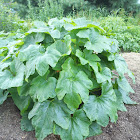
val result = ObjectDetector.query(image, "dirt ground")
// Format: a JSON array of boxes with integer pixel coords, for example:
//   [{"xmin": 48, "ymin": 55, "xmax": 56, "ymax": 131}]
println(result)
[{"xmin": 0, "ymin": 53, "xmax": 140, "ymax": 140}]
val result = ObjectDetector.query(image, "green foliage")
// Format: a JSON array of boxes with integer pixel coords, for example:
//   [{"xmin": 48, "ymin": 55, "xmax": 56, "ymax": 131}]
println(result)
[
  {"xmin": 108, "ymin": 0, "xmax": 140, "ymax": 13},
  {"xmin": 87, "ymin": 0, "xmax": 140, "ymax": 14},
  {"xmin": 58, "ymin": 0, "xmax": 89, "ymax": 16},
  {"xmin": 71, "ymin": 8, "xmax": 109, "ymax": 22},
  {"xmin": 27, "ymin": 0, "xmax": 64, "ymax": 21},
  {"xmin": 0, "ymin": 18, "xmax": 136, "ymax": 140},
  {"xmin": 99, "ymin": 16, "xmax": 140, "ymax": 52},
  {"xmin": 26, "ymin": 0, "xmax": 90, "ymax": 22},
  {"xmin": 0, "ymin": 1, "xmax": 31, "ymax": 32},
  {"xmin": 0, "ymin": 1, "xmax": 20, "ymax": 32},
  {"xmin": 4, "ymin": 0, "xmax": 140, "ymax": 22}
]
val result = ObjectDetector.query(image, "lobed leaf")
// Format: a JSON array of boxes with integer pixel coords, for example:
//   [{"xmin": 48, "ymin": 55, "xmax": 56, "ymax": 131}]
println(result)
[
  {"xmin": 0, "ymin": 59, "xmax": 25, "ymax": 89},
  {"xmin": 56, "ymin": 58, "xmax": 93, "ymax": 111},
  {"xmin": 54, "ymin": 109, "xmax": 91, "ymax": 140},
  {"xmin": 83, "ymin": 81, "xmax": 118, "ymax": 127},
  {"xmin": 77, "ymin": 28, "xmax": 111, "ymax": 53},
  {"xmin": 28, "ymin": 98, "xmax": 72, "ymax": 140},
  {"xmin": 29, "ymin": 76, "xmax": 57, "ymax": 102}
]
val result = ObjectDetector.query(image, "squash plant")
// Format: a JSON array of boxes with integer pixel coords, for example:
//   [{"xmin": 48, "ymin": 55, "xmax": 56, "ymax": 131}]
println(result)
[{"xmin": 0, "ymin": 18, "xmax": 136, "ymax": 140}]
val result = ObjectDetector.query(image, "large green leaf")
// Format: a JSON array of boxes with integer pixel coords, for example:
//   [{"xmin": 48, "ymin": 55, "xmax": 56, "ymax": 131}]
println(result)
[
  {"xmin": 54, "ymin": 109, "xmax": 91, "ymax": 140},
  {"xmin": 64, "ymin": 18, "xmax": 93, "ymax": 31},
  {"xmin": 83, "ymin": 81, "xmax": 118, "ymax": 127},
  {"xmin": 18, "ymin": 44, "xmax": 49, "ymax": 79},
  {"xmin": 77, "ymin": 28, "xmax": 111, "ymax": 53},
  {"xmin": 0, "ymin": 59, "xmax": 25, "ymax": 89},
  {"xmin": 48, "ymin": 17, "xmax": 104, "ymax": 32},
  {"xmin": 45, "ymin": 35, "xmax": 71, "ymax": 67},
  {"xmin": 28, "ymin": 98, "xmax": 72, "ymax": 140},
  {"xmin": 114, "ymin": 55, "xmax": 128, "ymax": 77},
  {"xmin": 22, "ymin": 33, "xmax": 45, "ymax": 49},
  {"xmin": 29, "ymin": 76, "xmax": 57, "ymax": 102},
  {"xmin": 19, "ymin": 35, "xmax": 71, "ymax": 79},
  {"xmin": 56, "ymin": 58, "xmax": 93, "ymax": 111}
]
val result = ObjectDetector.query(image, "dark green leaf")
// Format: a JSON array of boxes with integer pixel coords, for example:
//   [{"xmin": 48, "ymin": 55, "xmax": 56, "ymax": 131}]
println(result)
[
  {"xmin": 21, "ymin": 112, "xmax": 34, "ymax": 131},
  {"xmin": 54, "ymin": 109, "xmax": 91, "ymax": 140},
  {"xmin": 83, "ymin": 82, "xmax": 118, "ymax": 127},
  {"xmin": 76, "ymin": 49, "xmax": 100, "ymax": 65},
  {"xmin": 10, "ymin": 88, "xmax": 32, "ymax": 115},
  {"xmin": 90, "ymin": 62, "xmax": 112, "ymax": 83},
  {"xmin": 56, "ymin": 58, "xmax": 93, "ymax": 111},
  {"xmin": 86, "ymin": 122, "xmax": 102, "ymax": 138},
  {"xmin": 28, "ymin": 98, "xmax": 72, "ymax": 140},
  {"xmin": 17, "ymin": 82, "xmax": 30, "ymax": 96}
]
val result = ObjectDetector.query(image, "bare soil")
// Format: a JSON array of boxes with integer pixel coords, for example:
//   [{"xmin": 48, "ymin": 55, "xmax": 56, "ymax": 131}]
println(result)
[{"xmin": 0, "ymin": 53, "xmax": 140, "ymax": 140}]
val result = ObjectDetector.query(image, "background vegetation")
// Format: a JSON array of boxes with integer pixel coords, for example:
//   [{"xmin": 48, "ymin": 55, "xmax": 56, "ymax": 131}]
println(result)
[{"xmin": 0, "ymin": 0, "xmax": 140, "ymax": 52}]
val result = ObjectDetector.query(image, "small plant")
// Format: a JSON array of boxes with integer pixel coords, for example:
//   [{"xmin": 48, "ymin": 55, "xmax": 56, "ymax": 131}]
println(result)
[{"xmin": 0, "ymin": 18, "xmax": 136, "ymax": 140}]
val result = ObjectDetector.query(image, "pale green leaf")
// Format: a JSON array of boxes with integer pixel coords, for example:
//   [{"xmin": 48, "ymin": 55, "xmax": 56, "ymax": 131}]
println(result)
[
  {"xmin": 19, "ymin": 35, "xmax": 71, "ymax": 79},
  {"xmin": 19, "ymin": 44, "xmax": 49, "ymax": 79},
  {"xmin": 112, "ymin": 54, "xmax": 135, "ymax": 83},
  {"xmin": 77, "ymin": 28, "xmax": 111, "ymax": 53},
  {"xmin": 27, "ymin": 27, "xmax": 60, "ymax": 39},
  {"xmin": 22, "ymin": 33, "xmax": 45, "ymax": 49},
  {"xmin": 29, "ymin": 76, "xmax": 57, "ymax": 102},
  {"xmin": 0, "ymin": 59, "xmax": 25, "ymax": 89}
]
